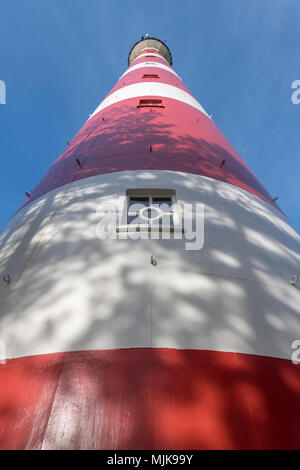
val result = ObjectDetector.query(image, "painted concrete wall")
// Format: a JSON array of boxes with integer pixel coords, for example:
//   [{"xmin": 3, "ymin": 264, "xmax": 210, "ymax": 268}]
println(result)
[{"xmin": 1, "ymin": 170, "xmax": 299, "ymax": 360}]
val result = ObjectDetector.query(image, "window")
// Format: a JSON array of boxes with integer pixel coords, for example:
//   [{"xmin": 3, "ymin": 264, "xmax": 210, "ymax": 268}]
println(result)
[
  {"xmin": 137, "ymin": 99, "xmax": 164, "ymax": 108},
  {"xmin": 142, "ymin": 74, "xmax": 159, "ymax": 79},
  {"xmin": 126, "ymin": 189, "xmax": 175, "ymax": 230}
]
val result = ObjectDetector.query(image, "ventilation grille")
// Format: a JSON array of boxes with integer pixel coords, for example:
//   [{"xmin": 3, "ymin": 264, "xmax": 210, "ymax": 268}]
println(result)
[
  {"xmin": 142, "ymin": 74, "xmax": 159, "ymax": 79},
  {"xmin": 137, "ymin": 99, "xmax": 164, "ymax": 108}
]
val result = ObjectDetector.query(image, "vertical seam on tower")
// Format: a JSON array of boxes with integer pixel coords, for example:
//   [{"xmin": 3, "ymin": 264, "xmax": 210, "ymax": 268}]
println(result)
[
  {"xmin": 234, "ymin": 353, "xmax": 261, "ymax": 450},
  {"xmin": 35, "ymin": 352, "xmax": 68, "ymax": 450}
]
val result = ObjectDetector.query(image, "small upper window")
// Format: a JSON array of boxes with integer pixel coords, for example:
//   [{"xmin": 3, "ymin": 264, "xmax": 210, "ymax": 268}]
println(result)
[
  {"xmin": 142, "ymin": 74, "xmax": 159, "ymax": 79},
  {"xmin": 137, "ymin": 99, "xmax": 164, "ymax": 108}
]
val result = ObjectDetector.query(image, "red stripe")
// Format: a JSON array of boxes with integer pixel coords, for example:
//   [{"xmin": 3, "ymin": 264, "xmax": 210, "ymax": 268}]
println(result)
[
  {"xmin": 20, "ymin": 98, "xmax": 278, "ymax": 211},
  {"xmin": 135, "ymin": 48, "xmax": 165, "ymax": 58},
  {"xmin": 131, "ymin": 55, "xmax": 169, "ymax": 67},
  {"xmin": 107, "ymin": 68, "xmax": 188, "ymax": 98},
  {"xmin": 0, "ymin": 348, "xmax": 299, "ymax": 449}
]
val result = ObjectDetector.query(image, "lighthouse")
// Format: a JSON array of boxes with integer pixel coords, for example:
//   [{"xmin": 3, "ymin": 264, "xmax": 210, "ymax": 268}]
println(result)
[{"xmin": 0, "ymin": 36, "xmax": 300, "ymax": 450}]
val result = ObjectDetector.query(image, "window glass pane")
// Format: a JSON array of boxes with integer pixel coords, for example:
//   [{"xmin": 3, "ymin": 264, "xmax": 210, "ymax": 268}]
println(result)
[
  {"xmin": 159, "ymin": 214, "xmax": 174, "ymax": 227},
  {"xmin": 128, "ymin": 214, "xmax": 146, "ymax": 225},
  {"xmin": 148, "ymin": 214, "xmax": 174, "ymax": 227},
  {"xmin": 128, "ymin": 197, "xmax": 149, "ymax": 211},
  {"xmin": 152, "ymin": 198, "xmax": 172, "ymax": 211}
]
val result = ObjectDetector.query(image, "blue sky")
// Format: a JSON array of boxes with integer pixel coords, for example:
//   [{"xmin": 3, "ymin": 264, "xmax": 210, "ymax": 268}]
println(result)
[{"xmin": 0, "ymin": 0, "xmax": 299, "ymax": 231}]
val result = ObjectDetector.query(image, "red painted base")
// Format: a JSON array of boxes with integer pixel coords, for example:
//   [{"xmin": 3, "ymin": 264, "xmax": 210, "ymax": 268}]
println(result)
[{"xmin": 0, "ymin": 348, "xmax": 299, "ymax": 449}]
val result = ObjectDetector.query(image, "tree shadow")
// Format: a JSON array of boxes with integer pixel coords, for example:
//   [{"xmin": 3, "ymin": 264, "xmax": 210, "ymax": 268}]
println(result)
[
  {"xmin": 0, "ymin": 168, "xmax": 300, "ymax": 449},
  {"xmin": 19, "ymin": 99, "xmax": 280, "ymax": 213}
]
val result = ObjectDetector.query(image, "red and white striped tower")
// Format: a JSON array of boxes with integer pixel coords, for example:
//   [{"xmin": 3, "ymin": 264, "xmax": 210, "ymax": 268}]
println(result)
[{"xmin": 1, "ymin": 37, "xmax": 300, "ymax": 450}]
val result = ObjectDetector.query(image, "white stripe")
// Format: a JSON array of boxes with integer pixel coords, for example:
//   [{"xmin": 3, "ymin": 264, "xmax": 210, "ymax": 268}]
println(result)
[
  {"xmin": 121, "ymin": 62, "xmax": 181, "ymax": 79},
  {"xmin": 89, "ymin": 82, "xmax": 210, "ymax": 119},
  {"xmin": 132, "ymin": 52, "xmax": 169, "ymax": 64},
  {"xmin": 1, "ymin": 171, "xmax": 300, "ymax": 360},
  {"xmin": 133, "ymin": 46, "xmax": 162, "ymax": 55}
]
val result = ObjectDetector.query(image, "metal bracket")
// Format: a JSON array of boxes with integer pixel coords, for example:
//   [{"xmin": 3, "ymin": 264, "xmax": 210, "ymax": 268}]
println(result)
[
  {"xmin": 150, "ymin": 255, "xmax": 157, "ymax": 267},
  {"xmin": 289, "ymin": 274, "xmax": 299, "ymax": 290},
  {"xmin": 3, "ymin": 274, "xmax": 11, "ymax": 286}
]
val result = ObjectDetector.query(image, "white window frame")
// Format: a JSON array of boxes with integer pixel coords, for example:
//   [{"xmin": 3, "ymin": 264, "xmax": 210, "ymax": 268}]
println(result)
[{"xmin": 117, "ymin": 189, "xmax": 184, "ymax": 234}]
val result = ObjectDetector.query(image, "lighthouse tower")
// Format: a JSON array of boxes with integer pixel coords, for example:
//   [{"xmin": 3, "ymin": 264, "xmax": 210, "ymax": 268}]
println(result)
[{"xmin": 1, "ymin": 37, "xmax": 300, "ymax": 450}]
